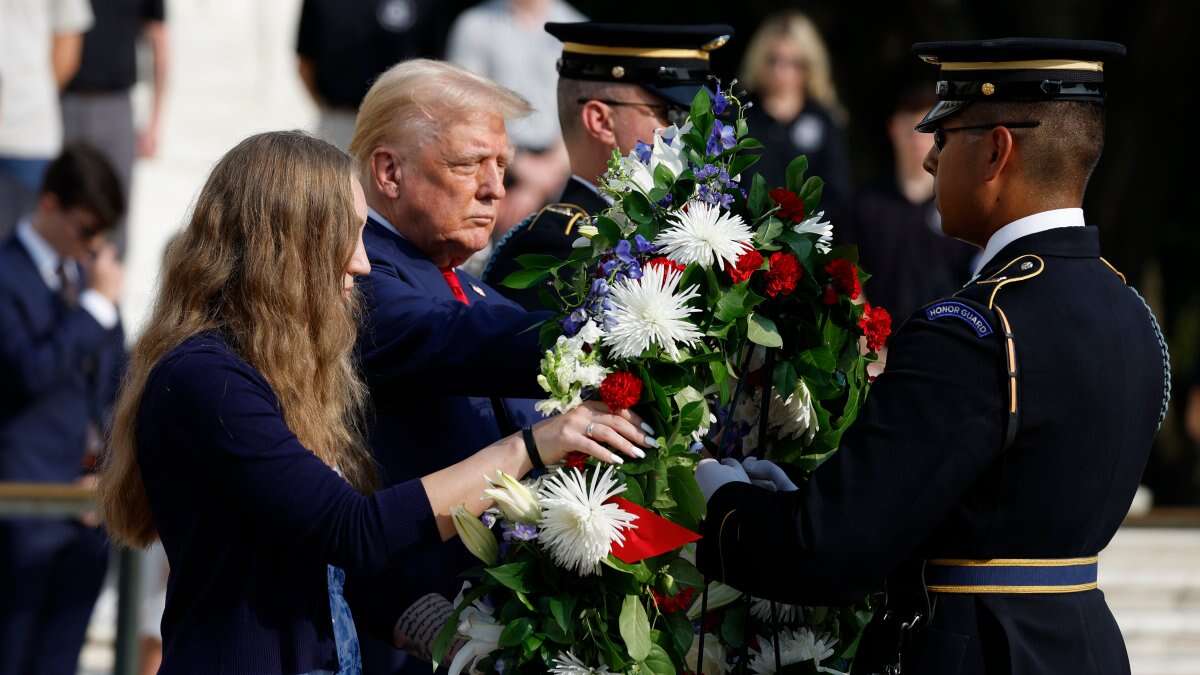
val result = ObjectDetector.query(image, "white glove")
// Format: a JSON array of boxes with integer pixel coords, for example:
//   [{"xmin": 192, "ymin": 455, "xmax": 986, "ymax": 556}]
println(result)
[
  {"xmin": 743, "ymin": 456, "xmax": 799, "ymax": 492},
  {"xmin": 695, "ymin": 458, "xmax": 751, "ymax": 502}
]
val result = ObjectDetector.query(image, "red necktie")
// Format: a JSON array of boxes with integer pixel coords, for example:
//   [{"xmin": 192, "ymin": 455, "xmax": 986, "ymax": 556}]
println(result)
[{"xmin": 440, "ymin": 268, "xmax": 470, "ymax": 305}]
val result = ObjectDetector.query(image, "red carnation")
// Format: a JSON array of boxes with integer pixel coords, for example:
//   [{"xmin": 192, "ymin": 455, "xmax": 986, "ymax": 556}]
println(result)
[
  {"xmin": 768, "ymin": 187, "xmax": 806, "ymax": 223},
  {"xmin": 564, "ymin": 452, "xmax": 589, "ymax": 471},
  {"xmin": 728, "ymin": 248, "xmax": 764, "ymax": 284},
  {"xmin": 824, "ymin": 259, "xmax": 861, "ymax": 300},
  {"xmin": 647, "ymin": 257, "xmax": 686, "ymax": 275},
  {"xmin": 600, "ymin": 371, "xmax": 643, "ymax": 412},
  {"xmin": 765, "ymin": 252, "xmax": 802, "ymax": 297},
  {"xmin": 821, "ymin": 285, "xmax": 839, "ymax": 305},
  {"xmin": 859, "ymin": 302, "xmax": 892, "ymax": 353},
  {"xmin": 651, "ymin": 587, "xmax": 696, "ymax": 614}
]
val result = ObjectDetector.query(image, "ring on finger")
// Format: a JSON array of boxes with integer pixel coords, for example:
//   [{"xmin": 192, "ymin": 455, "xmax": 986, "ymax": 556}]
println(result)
[{"xmin": 585, "ymin": 422, "xmax": 596, "ymax": 438}]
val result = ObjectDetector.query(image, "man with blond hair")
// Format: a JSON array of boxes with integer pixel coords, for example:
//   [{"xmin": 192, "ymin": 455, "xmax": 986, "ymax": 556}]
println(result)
[{"xmin": 345, "ymin": 59, "xmax": 550, "ymax": 673}]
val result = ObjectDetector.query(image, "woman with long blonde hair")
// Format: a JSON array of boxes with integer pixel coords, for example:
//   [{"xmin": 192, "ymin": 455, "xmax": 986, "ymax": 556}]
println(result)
[
  {"xmin": 99, "ymin": 131, "xmax": 648, "ymax": 674},
  {"xmin": 740, "ymin": 11, "xmax": 852, "ymax": 214}
]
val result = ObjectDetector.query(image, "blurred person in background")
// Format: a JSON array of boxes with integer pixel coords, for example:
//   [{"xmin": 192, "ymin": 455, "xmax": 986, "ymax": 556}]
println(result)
[
  {"xmin": 484, "ymin": 22, "xmax": 732, "ymax": 309},
  {"xmin": 0, "ymin": 143, "xmax": 126, "ymax": 675},
  {"xmin": 97, "ymin": 130, "xmax": 646, "ymax": 673},
  {"xmin": 446, "ymin": 0, "xmax": 585, "ymax": 270},
  {"xmin": 61, "ymin": 0, "xmax": 169, "ymax": 255},
  {"xmin": 296, "ymin": 0, "xmax": 458, "ymax": 151},
  {"xmin": 740, "ymin": 11, "xmax": 852, "ymax": 221},
  {"xmin": 0, "ymin": 0, "xmax": 94, "ymax": 236},
  {"xmin": 840, "ymin": 81, "xmax": 976, "ymax": 321}
]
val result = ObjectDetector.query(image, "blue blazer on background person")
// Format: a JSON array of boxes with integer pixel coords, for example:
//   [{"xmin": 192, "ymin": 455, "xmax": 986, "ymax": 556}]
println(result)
[
  {"xmin": 0, "ymin": 232, "xmax": 125, "ymax": 675},
  {"xmin": 349, "ymin": 213, "xmax": 547, "ymax": 641}
]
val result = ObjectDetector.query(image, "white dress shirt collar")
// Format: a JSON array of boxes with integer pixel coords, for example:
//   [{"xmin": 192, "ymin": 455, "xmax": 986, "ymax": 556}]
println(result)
[
  {"xmin": 367, "ymin": 206, "xmax": 403, "ymax": 239},
  {"xmin": 972, "ymin": 208, "xmax": 1085, "ymax": 276},
  {"xmin": 16, "ymin": 217, "xmax": 68, "ymax": 290}
]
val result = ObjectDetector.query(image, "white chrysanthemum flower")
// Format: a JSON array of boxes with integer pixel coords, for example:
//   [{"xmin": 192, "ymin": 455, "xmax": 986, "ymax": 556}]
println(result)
[
  {"xmin": 749, "ymin": 596, "xmax": 804, "ymax": 625},
  {"xmin": 606, "ymin": 264, "xmax": 702, "ymax": 361},
  {"xmin": 537, "ymin": 466, "xmax": 637, "ymax": 576},
  {"xmin": 794, "ymin": 211, "xmax": 834, "ymax": 254},
  {"xmin": 747, "ymin": 628, "xmax": 843, "ymax": 675},
  {"xmin": 655, "ymin": 200, "xmax": 755, "ymax": 270},
  {"xmin": 550, "ymin": 650, "xmax": 620, "ymax": 675},
  {"xmin": 736, "ymin": 378, "xmax": 819, "ymax": 453}
]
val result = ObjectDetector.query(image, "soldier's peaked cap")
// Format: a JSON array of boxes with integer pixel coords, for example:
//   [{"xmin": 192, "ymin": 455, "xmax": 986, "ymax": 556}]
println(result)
[
  {"xmin": 545, "ymin": 22, "xmax": 734, "ymax": 109},
  {"xmin": 912, "ymin": 38, "xmax": 1126, "ymax": 132}
]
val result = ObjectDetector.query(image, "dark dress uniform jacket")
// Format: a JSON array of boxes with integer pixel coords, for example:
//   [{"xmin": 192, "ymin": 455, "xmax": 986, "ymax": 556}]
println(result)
[
  {"xmin": 350, "ymin": 217, "xmax": 547, "ymax": 632},
  {"xmin": 0, "ymin": 234, "xmax": 125, "ymax": 675},
  {"xmin": 698, "ymin": 226, "xmax": 1168, "ymax": 675},
  {"xmin": 484, "ymin": 176, "xmax": 609, "ymax": 310}
]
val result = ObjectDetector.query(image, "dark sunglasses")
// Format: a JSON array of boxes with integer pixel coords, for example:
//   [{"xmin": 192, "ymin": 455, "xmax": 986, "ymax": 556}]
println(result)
[
  {"xmin": 579, "ymin": 98, "xmax": 690, "ymax": 127},
  {"xmin": 933, "ymin": 121, "xmax": 1041, "ymax": 151}
]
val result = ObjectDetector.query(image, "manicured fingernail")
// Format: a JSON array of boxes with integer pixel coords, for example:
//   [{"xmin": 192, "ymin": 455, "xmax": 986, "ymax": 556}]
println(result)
[
  {"xmin": 640, "ymin": 422, "xmax": 655, "ymax": 435},
  {"xmin": 611, "ymin": 455, "xmax": 625, "ymax": 464},
  {"xmin": 644, "ymin": 435, "xmax": 659, "ymax": 448},
  {"xmin": 633, "ymin": 448, "xmax": 646, "ymax": 459}
]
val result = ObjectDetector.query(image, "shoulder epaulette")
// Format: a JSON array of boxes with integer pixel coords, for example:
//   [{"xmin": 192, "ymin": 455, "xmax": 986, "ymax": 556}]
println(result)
[
  {"xmin": 975, "ymin": 254, "xmax": 1045, "ymax": 309},
  {"xmin": 536, "ymin": 202, "xmax": 591, "ymax": 235}
]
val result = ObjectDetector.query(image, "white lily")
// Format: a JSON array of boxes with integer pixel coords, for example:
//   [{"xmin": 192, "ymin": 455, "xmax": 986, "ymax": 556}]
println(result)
[
  {"xmin": 482, "ymin": 471, "xmax": 541, "ymax": 524},
  {"xmin": 451, "ymin": 505, "xmax": 498, "ymax": 566},
  {"xmin": 446, "ymin": 586, "xmax": 504, "ymax": 675}
]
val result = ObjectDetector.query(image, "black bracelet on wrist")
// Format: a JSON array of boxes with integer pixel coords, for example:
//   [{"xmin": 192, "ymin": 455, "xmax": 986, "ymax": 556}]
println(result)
[{"xmin": 522, "ymin": 426, "xmax": 545, "ymax": 471}]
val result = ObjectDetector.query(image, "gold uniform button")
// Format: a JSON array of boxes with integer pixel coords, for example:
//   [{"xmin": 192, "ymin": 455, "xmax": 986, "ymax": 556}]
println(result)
[
  {"xmin": 982, "ymin": 82, "xmax": 996, "ymax": 96},
  {"xmin": 612, "ymin": 65, "xmax": 625, "ymax": 79}
]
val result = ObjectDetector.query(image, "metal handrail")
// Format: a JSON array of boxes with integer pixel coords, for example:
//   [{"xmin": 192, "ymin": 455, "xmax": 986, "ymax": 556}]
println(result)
[{"xmin": 0, "ymin": 481, "xmax": 140, "ymax": 675}]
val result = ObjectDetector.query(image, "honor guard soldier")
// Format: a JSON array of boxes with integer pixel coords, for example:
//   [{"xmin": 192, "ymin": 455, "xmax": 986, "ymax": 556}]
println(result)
[
  {"xmin": 484, "ymin": 21, "xmax": 733, "ymax": 309},
  {"xmin": 693, "ymin": 39, "xmax": 1170, "ymax": 675}
]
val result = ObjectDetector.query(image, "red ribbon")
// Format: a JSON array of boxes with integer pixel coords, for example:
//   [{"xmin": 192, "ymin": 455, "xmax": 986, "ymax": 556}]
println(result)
[{"xmin": 607, "ymin": 496, "xmax": 701, "ymax": 564}]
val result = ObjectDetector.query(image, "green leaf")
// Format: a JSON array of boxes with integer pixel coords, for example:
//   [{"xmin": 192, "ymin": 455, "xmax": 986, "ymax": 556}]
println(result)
[
  {"xmin": 497, "ymin": 617, "xmax": 534, "ymax": 648},
  {"xmin": 677, "ymin": 400, "xmax": 707, "ymax": 438},
  {"xmin": 665, "ymin": 611, "xmax": 695, "ymax": 659},
  {"xmin": 755, "ymin": 218, "xmax": 784, "ymax": 247},
  {"xmin": 643, "ymin": 643, "xmax": 676, "ymax": 675},
  {"xmin": 604, "ymin": 556, "xmax": 655, "ymax": 583},
  {"xmin": 653, "ymin": 163, "xmax": 676, "ymax": 191},
  {"xmin": 773, "ymin": 361, "xmax": 798, "ymax": 398},
  {"xmin": 593, "ymin": 216, "xmax": 623, "ymax": 245},
  {"xmin": 716, "ymin": 284, "xmax": 764, "ymax": 322},
  {"xmin": 690, "ymin": 87, "xmax": 712, "ymax": 127},
  {"xmin": 799, "ymin": 175, "xmax": 825, "ymax": 210},
  {"xmin": 826, "ymin": 243, "xmax": 860, "ymax": 264},
  {"xmin": 785, "ymin": 155, "xmax": 810, "ymax": 193},
  {"xmin": 623, "ymin": 191, "xmax": 655, "ymax": 225},
  {"xmin": 748, "ymin": 174, "xmax": 768, "ymax": 216},
  {"xmin": 747, "ymin": 313, "xmax": 783, "ymax": 348},
  {"xmin": 548, "ymin": 596, "xmax": 576, "ymax": 636},
  {"xmin": 728, "ymin": 153, "xmax": 761, "ymax": 181},
  {"xmin": 667, "ymin": 465, "xmax": 706, "ymax": 529},
  {"xmin": 622, "ymin": 474, "xmax": 646, "ymax": 505},
  {"xmin": 734, "ymin": 137, "xmax": 764, "ymax": 151},
  {"xmin": 501, "ymin": 268, "xmax": 550, "ymax": 290},
  {"xmin": 720, "ymin": 602, "xmax": 749, "ymax": 648},
  {"xmin": 710, "ymin": 359, "xmax": 732, "ymax": 405},
  {"xmin": 619, "ymin": 595, "xmax": 652, "ymax": 661},
  {"xmin": 667, "ymin": 556, "xmax": 705, "ymax": 589},
  {"xmin": 485, "ymin": 562, "xmax": 532, "ymax": 593}
]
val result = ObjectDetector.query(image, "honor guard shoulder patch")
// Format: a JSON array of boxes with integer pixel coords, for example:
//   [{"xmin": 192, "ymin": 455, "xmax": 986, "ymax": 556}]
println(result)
[{"xmin": 925, "ymin": 300, "xmax": 994, "ymax": 337}]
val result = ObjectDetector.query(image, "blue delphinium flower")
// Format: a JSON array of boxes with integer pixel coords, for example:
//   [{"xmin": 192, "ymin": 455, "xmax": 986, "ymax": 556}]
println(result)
[
  {"xmin": 713, "ymin": 86, "xmax": 730, "ymax": 115},
  {"xmin": 502, "ymin": 521, "xmax": 539, "ymax": 542},
  {"xmin": 695, "ymin": 164, "xmax": 719, "ymax": 181},
  {"xmin": 657, "ymin": 193, "xmax": 674, "ymax": 208},
  {"xmin": 480, "ymin": 511, "xmax": 497, "ymax": 528},
  {"xmin": 560, "ymin": 308, "xmax": 588, "ymax": 337},
  {"xmin": 634, "ymin": 140, "xmax": 652, "ymax": 164},
  {"xmin": 706, "ymin": 119, "xmax": 736, "ymax": 155},
  {"xmin": 633, "ymin": 234, "xmax": 656, "ymax": 255},
  {"xmin": 614, "ymin": 239, "xmax": 635, "ymax": 264}
]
